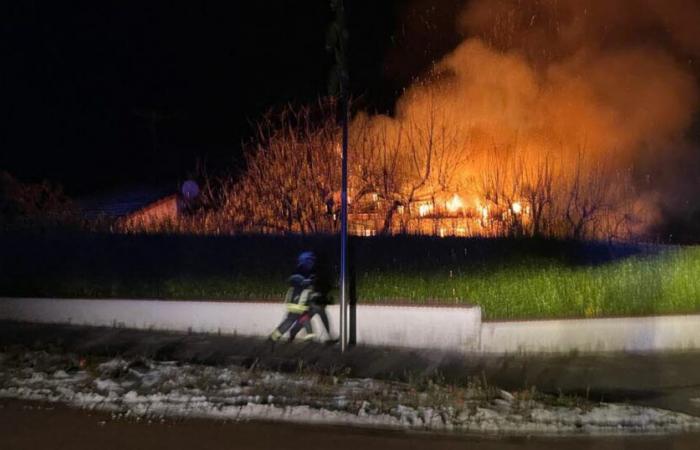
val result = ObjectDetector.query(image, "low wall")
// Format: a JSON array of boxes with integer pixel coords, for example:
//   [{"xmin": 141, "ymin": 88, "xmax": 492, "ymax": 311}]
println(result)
[
  {"xmin": 0, "ymin": 298, "xmax": 482, "ymax": 352},
  {"xmin": 4, "ymin": 298, "xmax": 700, "ymax": 353},
  {"xmin": 351, "ymin": 304, "xmax": 481, "ymax": 351},
  {"xmin": 479, "ymin": 315, "xmax": 700, "ymax": 353}
]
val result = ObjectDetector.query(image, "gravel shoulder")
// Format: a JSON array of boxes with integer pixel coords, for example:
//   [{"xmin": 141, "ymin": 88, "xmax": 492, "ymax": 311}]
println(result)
[
  {"xmin": 2, "ymin": 321, "xmax": 700, "ymax": 414},
  {"xmin": 3, "ymin": 321, "xmax": 700, "ymax": 436},
  {"xmin": 3, "ymin": 348, "xmax": 699, "ymax": 436}
]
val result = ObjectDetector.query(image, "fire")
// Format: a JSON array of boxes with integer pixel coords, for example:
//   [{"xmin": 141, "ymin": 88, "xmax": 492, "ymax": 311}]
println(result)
[
  {"xmin": 229, "ymin": 2, "xmax": 700, "ymax": 240},
  {"xmin": 338, "ymin": 1, "xmax": 699, "ymax": 240},
  {"xmin": 446, "ymin": 194, "xmax": 464, "ymax": 213},
  {"xmin": 476, "ymin": 201, "xmax": 489, "ymax": 221}
]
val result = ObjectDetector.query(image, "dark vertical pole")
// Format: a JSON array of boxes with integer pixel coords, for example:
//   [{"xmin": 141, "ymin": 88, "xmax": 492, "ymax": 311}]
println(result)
[
  {"xmin": 340, "ymin": 92, "xmax": 349, "ymax": 352},
  {"xmin": 329, "ymin": 0, "xmax": 351, "ymax": 351},
  {"xmin": 348, "ymin": 236, "xmax": 356, "ymax": 346}
]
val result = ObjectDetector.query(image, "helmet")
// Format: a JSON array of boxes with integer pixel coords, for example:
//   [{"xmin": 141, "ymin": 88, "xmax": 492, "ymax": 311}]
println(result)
[{"xmin": 297, "ymin": 251, "xmax": 316, "ymax": 272}]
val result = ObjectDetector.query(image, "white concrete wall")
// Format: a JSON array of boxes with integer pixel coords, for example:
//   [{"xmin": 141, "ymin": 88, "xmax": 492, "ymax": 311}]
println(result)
[
  {"xmin": 351, "ymin": 304, "xmax": 481, "ymax": 351},
  {"xmin": 480, "ymin": 315, "xmax": 700, "ymax": 353},
  {"xmin": 4, "ymin": 297, "xmax": 700, "ymax": 353},
  {"xmin": 0, "ymin": 298, "xmax": 481, "ymax": 351}
]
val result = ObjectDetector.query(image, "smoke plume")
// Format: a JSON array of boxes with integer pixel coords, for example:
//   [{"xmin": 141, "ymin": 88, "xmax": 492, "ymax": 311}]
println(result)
[{"xmin": 356, "ymin": 0, "xmax": 700, "ymax": 239}]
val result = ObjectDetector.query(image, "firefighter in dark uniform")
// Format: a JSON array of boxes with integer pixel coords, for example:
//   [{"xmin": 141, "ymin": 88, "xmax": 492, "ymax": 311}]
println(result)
[
  {"xmin": 269, "ymin": 251, "xmax": 317, "ymax": 342},
  {"xmin": 289, "ymin": 251, "xmax": 333, "ymax": 342}
]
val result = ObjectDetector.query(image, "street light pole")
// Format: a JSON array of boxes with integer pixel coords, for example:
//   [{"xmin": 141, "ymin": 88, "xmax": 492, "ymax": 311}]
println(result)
[
  {"xmin": 340, "ymin": 95, "xmax": 349, "ymax": 352},
  {"xmin": 328, "ymin": 0, "xmax": 350, "ymax": 352}
]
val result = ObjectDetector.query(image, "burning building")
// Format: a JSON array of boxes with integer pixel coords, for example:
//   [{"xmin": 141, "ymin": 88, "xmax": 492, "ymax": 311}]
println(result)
[{"xmin": 223, "ymin": 0, "xmax": 700, "ymax": 241}]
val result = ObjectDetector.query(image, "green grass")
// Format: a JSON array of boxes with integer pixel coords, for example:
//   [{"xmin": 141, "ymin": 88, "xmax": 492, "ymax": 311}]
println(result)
[
  {"xmin": 3, "ymin": 232, "xmax": 700, "ymax": 321},
  {"xmin": 356, "ymin": 247, "xmax": 700, "ymax": 320},
  {"xmin": 7, "ymin": 246, "xmax": 700, "ymax": 321}
]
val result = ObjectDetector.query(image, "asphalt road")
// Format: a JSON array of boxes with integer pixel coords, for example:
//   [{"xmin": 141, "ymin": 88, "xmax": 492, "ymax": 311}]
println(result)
[{"xmin": 2, "ymin": 400, "xmax": 700, "ymax": 450}]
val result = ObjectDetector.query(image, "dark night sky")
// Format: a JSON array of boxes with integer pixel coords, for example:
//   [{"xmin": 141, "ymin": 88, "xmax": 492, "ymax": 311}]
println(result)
[{"xmin": 1, "ymin": 1, "xmax": 464, "ymax": 195}]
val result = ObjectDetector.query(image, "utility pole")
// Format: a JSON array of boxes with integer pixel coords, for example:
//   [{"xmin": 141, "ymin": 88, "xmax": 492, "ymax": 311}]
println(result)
[
  {"xmin": 340, "ymin": 92, "xmax": 349, "ymax": 352},
  {"xmin": 328, "ymin": 0, "xmax": 350, "ymax": 351}
]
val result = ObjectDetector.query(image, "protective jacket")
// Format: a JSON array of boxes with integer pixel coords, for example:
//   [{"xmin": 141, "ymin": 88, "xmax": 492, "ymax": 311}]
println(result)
[{"xmin": 284, "ymin": 274, "xmax": 315, "ymax": 313}]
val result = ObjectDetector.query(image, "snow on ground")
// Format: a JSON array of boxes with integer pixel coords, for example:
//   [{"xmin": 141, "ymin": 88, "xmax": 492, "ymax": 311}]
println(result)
[{"xmin": 1, "ymin": 350, "xmax": 699, "ymax": 436}]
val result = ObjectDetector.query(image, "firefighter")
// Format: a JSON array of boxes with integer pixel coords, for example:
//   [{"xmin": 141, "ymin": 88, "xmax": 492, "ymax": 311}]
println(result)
[
  {"xmin": 269, "ymin": 252, "xmax": 317, "ymax": 342},
  {"xmin": 289, "ymin": 252, "xmax": 333, "ymax": 342},
  {"xmin": 288, "ymin": 290, "xmax": 330, "ymax": 342}
]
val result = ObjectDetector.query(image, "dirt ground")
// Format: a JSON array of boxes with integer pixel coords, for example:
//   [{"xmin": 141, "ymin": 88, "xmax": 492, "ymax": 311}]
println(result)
[
  {"xmin": 2, "ymin": 320, "xmax": 700, "ymax": 417},
  {"xmin": 2, "ymin": 399, "xmax": 700, "ymax": 450},
  {"xmin": 4, "ymin": 321, "xmax": 700, "ymax": 448}
]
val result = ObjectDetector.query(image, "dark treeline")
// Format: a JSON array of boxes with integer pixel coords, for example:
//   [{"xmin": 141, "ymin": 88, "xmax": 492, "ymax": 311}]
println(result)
[{"xmin": 1, "ymin": 231, "xmax": 659, "ymax": 287}]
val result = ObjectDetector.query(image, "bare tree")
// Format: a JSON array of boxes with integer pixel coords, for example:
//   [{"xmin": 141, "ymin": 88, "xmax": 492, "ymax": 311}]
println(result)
[
  {"xmin": 351, "ymin": 90, "xmax": 467, "ymax": 235},
  {"xmin": 477, "ymin": 143, "xmax": 532, "ymax": 237},
  {"xmin": 475, "ymin": 143, "xmax": 636, "ymax": 240},
  {"xmin": 519, "ymin": 152, "xmax": 556, "ymax": 237},
  {"xmin": 225, "ymin": 100, "xmax": 340, "ymax": 234},
  {"xmin": 194, "ymin": 97, "xmax": 643, "ymax": 240},
  {"xmin": 561, "ymin": 149, "xmax": 615, "ymax": 240},
  {"xmin": 349, "ymin": 114, "xmax": 404, "ymax": 234}
]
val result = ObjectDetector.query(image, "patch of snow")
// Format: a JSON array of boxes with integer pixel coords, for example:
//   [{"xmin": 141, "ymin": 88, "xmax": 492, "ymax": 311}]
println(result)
[
  {"xmin": 94, "ymin": 378, "xmax": 123, "ymax": 394},
  {"xmin": 2, "ymin": 351, "xmax": 700, "ymax": 436},
  {"xmin": 97, "ymin": 358, "xmax": 129, "ymax": 376},
  {"xmin": 497, "ymin": 389, "xmax": 515, "ymax": 403}
]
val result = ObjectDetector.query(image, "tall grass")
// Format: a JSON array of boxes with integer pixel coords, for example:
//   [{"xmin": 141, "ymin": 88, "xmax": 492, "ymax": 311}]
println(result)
[
  {"xmin": 2, "ymin": 231, "xmax": 699, "ymax": 320},
  {"xmin": 357, "ymin": 248, "xmax": 700, "ymax": 319}
]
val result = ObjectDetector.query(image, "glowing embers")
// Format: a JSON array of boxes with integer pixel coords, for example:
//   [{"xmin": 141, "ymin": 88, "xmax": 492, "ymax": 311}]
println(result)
[
  {"xmin": 446, "ymin": 194, "xmax": 464, "ymax": 213},
  {"xmin": 418, "ymin": 202, "xmax": 434, "ymax": 217},
  {"xmin": 476, "ymin": 201, "xmax": 490, "ymax": 223},
  {"xmin": 511, "ymin": 202, "xmax": 522, "ymax": 215},
  {"xmin": 345, "ymin": 195, "xmax": 533, "ymax": 238}
]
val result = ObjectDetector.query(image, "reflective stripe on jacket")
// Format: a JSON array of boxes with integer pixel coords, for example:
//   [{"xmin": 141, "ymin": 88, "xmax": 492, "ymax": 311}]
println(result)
[{"xmin": 285, "ymin": 287, "xmax": 312, "ymax": 313}]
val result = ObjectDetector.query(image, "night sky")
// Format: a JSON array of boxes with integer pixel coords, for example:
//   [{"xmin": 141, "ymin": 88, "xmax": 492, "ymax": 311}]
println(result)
[{"xmin": 2, "ymin": 1, "xmax": 464, "ymax": 195}]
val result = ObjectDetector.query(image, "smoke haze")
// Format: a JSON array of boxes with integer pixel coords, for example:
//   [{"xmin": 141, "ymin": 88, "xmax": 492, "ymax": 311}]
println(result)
[{"xmin": 358, "ymin": 0, "xmax": 700, "ymax": 239}]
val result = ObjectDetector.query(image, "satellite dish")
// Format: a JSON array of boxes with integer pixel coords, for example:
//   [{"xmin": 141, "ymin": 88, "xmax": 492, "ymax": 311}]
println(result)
[{"xmin": 181, "ymin": 180, "xmax": 200, "ymax": 201}]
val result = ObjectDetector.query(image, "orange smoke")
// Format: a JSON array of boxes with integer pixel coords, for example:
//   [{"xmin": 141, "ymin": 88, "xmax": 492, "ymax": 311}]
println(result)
[{"xmin": 349, "ymin": 0, "xmax": 700, "ymax": 239}]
